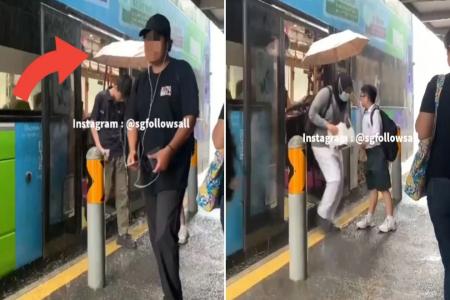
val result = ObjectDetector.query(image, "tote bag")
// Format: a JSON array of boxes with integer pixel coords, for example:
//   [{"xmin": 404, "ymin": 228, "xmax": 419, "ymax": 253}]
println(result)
[
  {"xmin": 405, "ymin": 75, "xmax": 445, "ymax": 200},
  {"xmin": 196, "ymin": 150, "xmax": 224, "ymax": 211}
]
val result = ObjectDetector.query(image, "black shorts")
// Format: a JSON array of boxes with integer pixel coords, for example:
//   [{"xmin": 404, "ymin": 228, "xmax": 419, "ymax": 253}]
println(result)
[{"xmin": 365, "ymin": 146, "xmax": 391, "ymax": 191}]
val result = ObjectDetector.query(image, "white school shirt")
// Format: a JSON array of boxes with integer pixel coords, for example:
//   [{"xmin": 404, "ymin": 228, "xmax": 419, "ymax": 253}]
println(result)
[{"xmin": 362, "ymin": 104, "xmax": 382, "ymax": 149}]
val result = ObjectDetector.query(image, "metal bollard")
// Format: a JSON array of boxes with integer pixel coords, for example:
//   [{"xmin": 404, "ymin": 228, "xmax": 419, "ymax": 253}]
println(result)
[
  {"xmin": 288, "ymin": 135, "xmax": 307, "ymax": 281},
  {"xmin": 86, "ymin": 147, "xmax": 105, "ymax": 290},
  {"xmin": 392, "ymin": 127, "xmax": 402, "ymax": 201},
  {"xmin": 188, "ymin": 140, "xmax": 198, "ymax": 214}
]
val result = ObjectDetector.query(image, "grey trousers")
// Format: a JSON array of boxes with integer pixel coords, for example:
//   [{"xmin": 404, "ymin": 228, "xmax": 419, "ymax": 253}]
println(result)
[{"xmin": 104, "ymin": 157, "xmax": 129, "ymax": 236}]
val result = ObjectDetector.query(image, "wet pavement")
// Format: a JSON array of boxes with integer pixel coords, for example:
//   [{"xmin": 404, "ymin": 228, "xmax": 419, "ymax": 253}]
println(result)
[
  {"xmin": 45, "ymin": 209, "xmax": 224, "ymax": 300},
  {"xmin": 226, "ymin": 187, "xmax": 369, "ymax": 279},
  {"xmin": 237, "ymin": 194, "xmax": 445, "ymax": 300}
]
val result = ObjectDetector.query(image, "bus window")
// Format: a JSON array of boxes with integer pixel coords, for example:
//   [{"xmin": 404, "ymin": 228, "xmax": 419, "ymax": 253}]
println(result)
[
  {"xmin": 80, "ymin": 28, "xmax": 119, "ymax": 119},
  {"xmin": 0, "ymin": 45, "xmax": 42, "ymax": 112}
]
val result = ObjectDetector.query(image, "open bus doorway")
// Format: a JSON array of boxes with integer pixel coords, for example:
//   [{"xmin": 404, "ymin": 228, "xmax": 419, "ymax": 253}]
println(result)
[
  {"xmin": 283, "ymin": 19, "xmax": 331, "ymax": 224},
  {"xmin": 40, "ymin": 2, "xmax": 141, "ymax": 256},
  {"xmin": 79, "ymin": 26, "xmax": 121, "ymax": 229}
]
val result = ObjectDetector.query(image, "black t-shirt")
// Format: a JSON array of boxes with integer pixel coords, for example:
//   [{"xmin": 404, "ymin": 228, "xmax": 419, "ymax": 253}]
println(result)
[
  {"xmin": 216, "ymin": 105, "xmax": 225, "ymax": 206},
  {"xmin": 225, "ymin": 106, "xmax": 236, "ymax": 201},
  {"xmin": 90, "ymin": 90, "xmax": 125, "ymax": 158},
  {"xmin": 219, "ymin": 105, "xmax": 224, "ymax": 120},
  {"xmin": 126, "ymin": 57, "xmax": 199, "ymax": 193},
  {"xmin": 420, "ymin": 74, "xmax": 450, "ymax": 181}
]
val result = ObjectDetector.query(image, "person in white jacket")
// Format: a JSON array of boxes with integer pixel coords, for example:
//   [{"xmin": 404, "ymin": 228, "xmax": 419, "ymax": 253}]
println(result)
[{"xmin": 308, "ymin": 73, "xmax": 353, "ymax": 232}]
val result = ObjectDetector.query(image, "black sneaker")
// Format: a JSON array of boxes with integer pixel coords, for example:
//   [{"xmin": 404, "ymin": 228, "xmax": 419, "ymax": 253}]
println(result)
[
  {"xmin": 328, "ymin": 223, "xmax": 341, "ymax": 233},
  {"xmin": 316, "ymin": 215, "xmax": 340, "ymax": 233},
  {"xmin": 316, "ymin": 215, "xmax": 329, "ymax": 230},
  {"xmin": 117, "ymin": 234, "xmax": 137, "ymax": 249}
]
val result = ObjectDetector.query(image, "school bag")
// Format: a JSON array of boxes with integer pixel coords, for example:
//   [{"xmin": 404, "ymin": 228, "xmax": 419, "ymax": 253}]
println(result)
[{"xmin": 370, "ymin": 106, "xmax": 399, "ymax": 162}]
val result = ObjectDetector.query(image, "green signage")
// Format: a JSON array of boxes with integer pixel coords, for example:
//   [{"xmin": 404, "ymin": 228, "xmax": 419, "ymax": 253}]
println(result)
[{"xmin": 326, "ymin": 0, "xmax": 359, "ymax": 24}]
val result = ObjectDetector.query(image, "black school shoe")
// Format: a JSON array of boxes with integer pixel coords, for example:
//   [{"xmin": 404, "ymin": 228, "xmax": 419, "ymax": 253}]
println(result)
[{"xmin": 117, "ymin": 233, "xmax": 137, "ymax": 249}]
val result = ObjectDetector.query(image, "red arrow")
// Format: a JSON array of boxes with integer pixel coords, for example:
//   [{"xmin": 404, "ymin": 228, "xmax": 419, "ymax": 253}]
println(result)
[{"xmin": 13, "ymin": 36, "xmax": 88, "ymax": 101}]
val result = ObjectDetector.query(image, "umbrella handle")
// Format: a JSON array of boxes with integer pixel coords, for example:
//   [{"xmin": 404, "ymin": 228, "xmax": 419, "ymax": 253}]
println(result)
[{"xmin": 103, "ymin": 65, "xmax": 108, "ymax": 90}]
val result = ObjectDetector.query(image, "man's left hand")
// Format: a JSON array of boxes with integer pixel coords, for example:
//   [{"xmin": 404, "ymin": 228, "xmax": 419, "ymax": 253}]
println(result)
[{"xmin": 149, "ymin": 146, "xmax": 173, "ymax": 173}]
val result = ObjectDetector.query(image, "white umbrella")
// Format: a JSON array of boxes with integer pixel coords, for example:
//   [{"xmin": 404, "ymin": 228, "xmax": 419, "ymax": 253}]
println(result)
[
  {"xmin": 302, "ymin": 30, "xmax": 369, "ymax": 67},
  {"xmin": 93, "ymin": 40, "xmax": 147, "ymax": 69}
]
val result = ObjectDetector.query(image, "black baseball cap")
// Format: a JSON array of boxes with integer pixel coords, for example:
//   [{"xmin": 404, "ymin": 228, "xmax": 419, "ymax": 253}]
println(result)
[
  {"xmin": 139, "ymin": 14, "xmax": 171, "ymax": 39},
  {"xmin": 445, "ymin": 28, "xmax": 450, "ymax": 49}
]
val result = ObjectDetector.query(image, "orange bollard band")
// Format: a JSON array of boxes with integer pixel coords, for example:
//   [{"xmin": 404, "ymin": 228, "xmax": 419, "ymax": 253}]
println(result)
[
  {"xmin": 190, "ymin": 141, "xmax": 198, "ymax": 167},
  {"xmin": 288, "ymin": 148, "xmax": 306, "ymax": 194},
  {"xmin": 87, "ymin": 159, "xmax": 104, "ymax": 204}
]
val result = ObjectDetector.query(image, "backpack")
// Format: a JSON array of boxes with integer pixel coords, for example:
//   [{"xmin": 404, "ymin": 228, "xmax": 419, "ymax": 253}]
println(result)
[
  {"xmin": 305, "ymin": 86, "xmax": 333, "ymax": 136},
  {"xmin": 370, "ymin": 106, "xmax": 398, "ymax": 162}
]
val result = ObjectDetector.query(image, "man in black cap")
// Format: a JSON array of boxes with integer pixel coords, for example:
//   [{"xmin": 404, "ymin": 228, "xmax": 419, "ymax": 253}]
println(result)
[{"xmin": 126, "ymin": 13, "xmax": 198, "ymax": 300}]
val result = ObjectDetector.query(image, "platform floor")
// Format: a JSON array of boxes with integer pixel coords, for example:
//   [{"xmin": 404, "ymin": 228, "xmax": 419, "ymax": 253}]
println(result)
[
  {"xmin": 234, "ymin": 195, "xmax": 444, "ymax": 300},
  {"xmin": 8, "ymin": 209, "xmax": 224, "ymax": 300}
]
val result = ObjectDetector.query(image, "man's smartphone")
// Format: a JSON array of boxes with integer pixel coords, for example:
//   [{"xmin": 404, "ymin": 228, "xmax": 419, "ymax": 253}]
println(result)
[{"xmin": 143, "ymin": 146, "xmax": 161, "ymax": 172}]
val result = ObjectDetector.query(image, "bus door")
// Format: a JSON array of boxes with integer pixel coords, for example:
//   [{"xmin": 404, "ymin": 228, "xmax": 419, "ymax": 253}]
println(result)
[{"xmin": 40, "ymin": 3, "xmax": 83, "ymax": 255}]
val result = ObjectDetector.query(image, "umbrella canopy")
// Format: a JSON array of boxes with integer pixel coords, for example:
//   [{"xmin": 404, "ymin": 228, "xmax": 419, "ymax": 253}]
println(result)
[
  {"xmin": 302, "ymin": 30, "xmax": 368, "ymax": 67},
  {"xmin": 93, "ymin": 40, "xmax": 147, "ymax": 69}
]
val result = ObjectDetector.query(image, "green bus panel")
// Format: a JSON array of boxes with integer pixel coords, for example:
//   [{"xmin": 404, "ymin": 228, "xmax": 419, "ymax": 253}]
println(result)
[
  {"xmin": 0, "ymin": 232, "xmax": 16, "ymax": 278},
  {"xmin": 0, "ymin": 130, "xmax": 15, "ymax": 160},
  {"xmin": 0, "ymin": 159, "xmax": 15, "ymax": 236}
]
